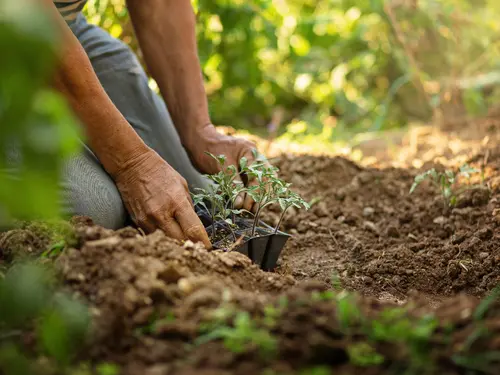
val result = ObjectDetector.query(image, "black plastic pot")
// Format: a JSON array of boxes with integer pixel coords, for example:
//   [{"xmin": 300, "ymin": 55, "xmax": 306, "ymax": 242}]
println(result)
[{"xmin": 195, "ymin": 205, "xmax": 289, "ymax": 271}]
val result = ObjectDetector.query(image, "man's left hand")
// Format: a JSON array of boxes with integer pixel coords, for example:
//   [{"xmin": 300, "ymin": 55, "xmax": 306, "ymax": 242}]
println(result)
[{"xmin": 185, "ymin": 124, "xmax": 270, "ymax": 212}]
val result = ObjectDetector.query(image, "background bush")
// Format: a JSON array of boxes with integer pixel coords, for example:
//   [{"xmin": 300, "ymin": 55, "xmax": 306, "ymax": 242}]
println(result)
[{"xmin": 84, "ymin": 0, "xmax": 500, "ymax": 141}]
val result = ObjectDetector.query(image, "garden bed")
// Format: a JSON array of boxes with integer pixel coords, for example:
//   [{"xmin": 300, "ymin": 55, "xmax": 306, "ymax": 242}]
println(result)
[{"xmin": 1, "ymin": 121, "xmax": 499, "ymax": 374}]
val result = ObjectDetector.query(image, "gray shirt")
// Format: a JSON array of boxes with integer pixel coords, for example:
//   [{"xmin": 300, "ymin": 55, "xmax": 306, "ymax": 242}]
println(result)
[{"xmin": 54, "ymin": 0, "xmax": 87, "ymax": 22}]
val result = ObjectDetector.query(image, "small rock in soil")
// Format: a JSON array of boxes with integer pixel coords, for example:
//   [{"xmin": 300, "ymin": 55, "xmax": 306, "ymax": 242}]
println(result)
[
  {"xmin": 312, "ymin": 201, "xmax": 329, "ymax": 217},
  {"xmin": 479, "ymin": 252, "xmax": 489, "ymax": 260},
  {"xmin": 297, "ymin": 222, "xmax": 309, "ymax": 233},
  {"xmin": 358, "ymin": 171, "xmax": 373, "ymax": 184},
  {"xmin": 475, "ymin": 227, "xmax": 493, "ymax": 240},
  {"xmin": 456, "ymin": 186, "xmax": 490, "ymax": 208},
  {"xmin": 399, "ymin": 212, "xmax": 413, "ymax": 224},
  {"xmin": 433, "ymin": 216, "xmax": 447, "ymax": 225},
  {"xmin": 363, "ymin": 207, "xmax": 375, "ymax": 218},
  {"xmin": 451, "ymin": 232, "xmax": 466, "ymax": 245},
  {"xmin": 335, "ymin": 188, "xmax": 346, "ymax": 201},
  {"xmin": 386, "ymin": 225, "xmax": 400, "ymax": 238},
  {"xmin": 363, "ymin": 221, "xmax": 379, "ymax": 235}
]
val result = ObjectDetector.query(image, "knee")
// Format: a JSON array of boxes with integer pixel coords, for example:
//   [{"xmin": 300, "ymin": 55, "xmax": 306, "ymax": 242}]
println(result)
[
  {"xmin": 63, "ymin": 155, "xmax": 127, "ymax": 230},
  {"xmin": 90, "ymin": 183, "xmax": 127, "ymax": 230}
]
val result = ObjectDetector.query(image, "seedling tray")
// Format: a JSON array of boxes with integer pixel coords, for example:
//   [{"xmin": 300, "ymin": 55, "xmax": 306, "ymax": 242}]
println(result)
[{"xmin": 195, "ymin": 205, "xmax": 289, "ymax": 271}]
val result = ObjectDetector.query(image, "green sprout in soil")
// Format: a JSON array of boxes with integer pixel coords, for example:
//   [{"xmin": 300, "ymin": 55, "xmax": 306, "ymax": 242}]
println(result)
[
  {"xmin": 409, "ymin": 164, "xmax": 481, "ymax": 209},
  {"xmin": 196, "ymin": 310, "xmax": 277, "ymax": 359},
  {"xmin": 192, "ymin": 150, "xmax": 309, "ymax": 242},
  {"xmin": 347, "ymin": 342, "xmax": 384, "ymax": 367}
]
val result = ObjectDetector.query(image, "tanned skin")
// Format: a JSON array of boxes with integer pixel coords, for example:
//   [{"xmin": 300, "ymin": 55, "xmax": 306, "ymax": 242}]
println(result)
[{"xmin": 39, "ymin": 0, "xmax": 266, "ymax": 248}]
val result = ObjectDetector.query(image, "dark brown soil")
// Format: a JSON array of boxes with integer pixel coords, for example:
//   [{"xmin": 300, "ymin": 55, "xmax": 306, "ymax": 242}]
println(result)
[
  {"xmin": 265, "ymin": 149, "xmax": 500, "ymax": 304},
  {"xmin": 54, "ymin": 220, "xmax": 500, "ymax": 374},
  {"xmin": 1, "ymin": 118, "xmax": 500, "ymax": 374}
]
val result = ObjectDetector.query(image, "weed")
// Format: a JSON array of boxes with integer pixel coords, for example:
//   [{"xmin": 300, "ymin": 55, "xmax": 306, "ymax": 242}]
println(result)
[
  {"xmin": 41, "ymin": 240, "xmax": 66, "ymax": 259},
  {"xmin": 95, "ymin": 362, "xmax": 120, "ymax": 375},
  {"xmin": 473, "ymin": 285, "xmax": 500, "ymax": 321},
  {"xmin": 311, "ymin": 290, "xmax": 336, "ymax": 302},
  {"xmin": 368, "ymin": 307, "xmax": 437, "ymax": 372},
  {"xmin": 298, "ymin": 366, "xmax": 332, "ymax": 375},
  {"xmin": 409, "ymin": 164, "xmax": 481, "ymax": 209},
  {"xmin": 262, "ymin": 296, "xmax": 288, "ymax": 328},
  {"xmin": 336, "ymin": 292, "xmax": 363, "ymax": 330},
  {"xmin": 197, "ymin": 310, "xmax": 277, "ymax": 360},
  {"xmin": 330, "ymin": 272, "xmax": 342, "ymax": 291},
  {"xmin": 347, "ymin": 342, "xmax": 384, "ymax": 367}
]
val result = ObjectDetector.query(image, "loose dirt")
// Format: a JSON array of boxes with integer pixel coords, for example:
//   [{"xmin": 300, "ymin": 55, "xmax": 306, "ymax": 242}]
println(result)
[{"xmin": 1, "ymin": 116, "xmax": 499, "ymax": 374}]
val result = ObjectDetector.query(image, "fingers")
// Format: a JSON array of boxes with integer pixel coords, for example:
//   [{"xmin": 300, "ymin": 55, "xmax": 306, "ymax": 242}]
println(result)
[
  {"xmin": 154, "ymin": 213, "xmax": 185, "ymax": 241},
  {"xmin": 175, "ymin": 203, "xmax": 212, "ymax": 250}
]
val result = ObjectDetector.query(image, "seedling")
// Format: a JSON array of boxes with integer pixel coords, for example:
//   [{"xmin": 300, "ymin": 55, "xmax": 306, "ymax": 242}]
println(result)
[
  {"xmin": 196, "ymin": 310, "xmax": 277, "ymax": 359},
  {"xmin": 347, "ymin": 342, "xmax": 384, "ymax": 367},
  {"xmin": 274, "ymin": 185, "xmax": 310, "ymax": 233},
  {"xmin": 409, "ymin": 164, "xmax": 481, "ymax": 209},
  {"xmin": 241, "ymin": 150, "xmax": 309, "ymax": 236},
  {"xmin": 193, "ymin": 150, "xmax": 308, "ymax": 241}
]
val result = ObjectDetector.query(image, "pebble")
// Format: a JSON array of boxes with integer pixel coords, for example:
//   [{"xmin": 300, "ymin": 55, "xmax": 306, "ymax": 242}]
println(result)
[
  {"xmin": 363, "ymin": 221, "xmax": 379, "ymax": 234},
  {"xmin": 312, "ymin": 201, "xmax": 329, "ymax": 217},
  {"xmin": 363, "ymin": 207, "xmax": 375, "ymax": 217},
  {"xmin": 386, "ymin": 225, "xmax": 400, "ymax": 238},
  {"xmin": 451, "ymin": 233, "xmax": 466, "ymax": 245},
  {"xmin": 433, "ymin": 216, "xmax": 447, "ymax": 225},
  {"xmin": 475, "ymin": 227, "xmax": 493, "ymax": 240},
  {"xmin": 479, "ymin": 252, "xmax": 489, "ymax": 260}
]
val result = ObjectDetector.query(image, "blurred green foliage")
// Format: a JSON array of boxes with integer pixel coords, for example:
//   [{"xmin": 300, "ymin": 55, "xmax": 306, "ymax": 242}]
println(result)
[
  {"xmin": 0, "ymin": 0, "xmax": 80, "ymax": 225},
  {"xmin": 0, "ymin": 263, "xmax": 91, "ymax": 373},
  {"xmin": 1, "ymin": 2, "xmax": 90, "ymax": 374},
  {"xmin": 84, "ymin": 0, "xmax": 500, "ymax": 140}
]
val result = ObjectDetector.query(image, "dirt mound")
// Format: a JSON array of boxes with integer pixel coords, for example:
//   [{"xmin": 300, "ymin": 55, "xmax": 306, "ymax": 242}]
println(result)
[{"xmin": 55, "ymin": 222, "xmax": 500, "ymax": 374}]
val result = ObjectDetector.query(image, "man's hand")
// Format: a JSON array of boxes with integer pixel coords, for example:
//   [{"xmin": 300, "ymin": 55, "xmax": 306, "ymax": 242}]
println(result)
[
  {"xmin": 186, "ymin": 124, "xmax": 272, "ymax": 212},
  {"xmin": 115, "ymin": 148, "xmax": 211, "ymax": 249}
]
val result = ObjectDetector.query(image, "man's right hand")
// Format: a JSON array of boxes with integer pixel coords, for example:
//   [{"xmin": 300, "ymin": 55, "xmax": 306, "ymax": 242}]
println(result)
[{"xmin": 114, "ymin": 148, "xmax": 211, "ymax": 249}]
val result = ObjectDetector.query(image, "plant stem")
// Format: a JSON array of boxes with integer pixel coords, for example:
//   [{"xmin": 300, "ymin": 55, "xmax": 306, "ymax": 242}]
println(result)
[
  {"xmin": 251, "ymin": 207, "xmax": 261, "ymax": 237},
  {"xmin": 274, "ymin": 206, "xmax": 289, "ymax": 234},
  {"xmin": 227, "ymin": 222, "xmax": 237, "ymax": 242},
  {"xmin": 211, "ymin": 204, "xmax": 216, "ymax": 239}
]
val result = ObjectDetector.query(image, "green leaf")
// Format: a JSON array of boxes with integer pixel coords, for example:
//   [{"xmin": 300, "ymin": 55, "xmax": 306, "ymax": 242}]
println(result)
[
  {"xmin": 39, "ymin": 294, "xmax": 90, "ymax": 364},
  {"xmin": 0, "ymin": 263, "xmax": 53, "ymax": 326},
  {"xmin": 474, "ymin": 286, "xmax": 500, "ymax": 320},
  {"xmin": 96, "ymin": 363, "xmax": 120, "ymax": 375},
  {"xmin": 239, "ymin": 156, "xmax": 248, "ymax": 170}
]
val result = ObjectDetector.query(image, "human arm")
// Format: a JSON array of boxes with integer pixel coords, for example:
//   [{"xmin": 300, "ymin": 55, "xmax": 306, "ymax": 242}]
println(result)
[
  {"xmin": 126, "ymin": 0, "xmax": 267, "ymax": 210},
  {"xmin": 38, "ymin": 0, "xmax": 211, "ymax": 248}
]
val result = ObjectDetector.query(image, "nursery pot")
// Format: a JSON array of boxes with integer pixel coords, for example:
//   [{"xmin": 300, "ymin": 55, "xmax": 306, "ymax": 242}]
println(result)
[{"xmin": 195, "ymin": 205, "xmax": 290, "ymax": 271}]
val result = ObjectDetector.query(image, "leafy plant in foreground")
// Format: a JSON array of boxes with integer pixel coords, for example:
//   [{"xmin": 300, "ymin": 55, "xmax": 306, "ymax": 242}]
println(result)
[
  {"xmin": 347, "ymin": 342, "xmax": 384, "ymax": 367},
  {"xmin": 196, "ymin": 310, "xmax": 277, "ymax": 359},
  {"xmin": 409, "ymin": 164, "xmax": 482, "ymax": 208},
  {"xmin": 0, "ymin": 262, "xmax": 90, "ymax": 373}
]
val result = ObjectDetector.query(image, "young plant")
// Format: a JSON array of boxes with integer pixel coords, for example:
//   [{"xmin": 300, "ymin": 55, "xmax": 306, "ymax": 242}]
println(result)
[
  {"xmin": 196, "ymin": 310, "xmax": 277, "ymax": 359},
  {"xmin": 192, "ymin": 182, "xmax": 223, "ymax": 239},
  {"xmin": 274, "ymin": 183, "xmax": 310, "ymax": 233},
  {"xmin": 409, "ymin": 164, "xmax": 480, "ymax": 208},
  {"xmin": 240, "ymin": 156, "xmax": 281, "ymax": 236}
]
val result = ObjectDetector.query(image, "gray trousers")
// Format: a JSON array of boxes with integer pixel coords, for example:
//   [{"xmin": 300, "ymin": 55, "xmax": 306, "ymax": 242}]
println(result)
[{"xmin": 61, "ymin": 14, "xmax": 208, "ymax": 229}]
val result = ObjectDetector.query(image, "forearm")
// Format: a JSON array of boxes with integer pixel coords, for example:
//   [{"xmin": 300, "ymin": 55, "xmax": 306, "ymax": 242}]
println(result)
[
  {"xmin": 127, "ymin": 0, "xmax": 210, "ymax": 147},
  {"xmin": 43, "ymin": 0, "xmax": 149, "ymax": 177}
]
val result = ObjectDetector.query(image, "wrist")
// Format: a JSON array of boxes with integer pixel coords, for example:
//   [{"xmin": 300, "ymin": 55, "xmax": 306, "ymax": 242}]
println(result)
[{"xmin": 181, "ymin": 122, "xmax": 218, "ymax": 151}]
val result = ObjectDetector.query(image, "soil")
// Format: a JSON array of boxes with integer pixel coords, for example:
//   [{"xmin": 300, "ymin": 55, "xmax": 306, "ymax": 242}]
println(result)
[{"xmin": 1, "ymin": 116, "xmax": 500, "ymax": 374}]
